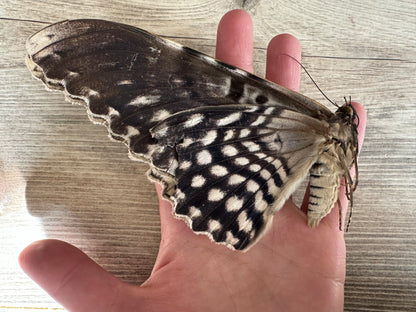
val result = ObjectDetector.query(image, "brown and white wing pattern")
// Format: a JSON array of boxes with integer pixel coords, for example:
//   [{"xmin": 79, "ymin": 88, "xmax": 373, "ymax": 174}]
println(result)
[
  {"xmin": 150, "ymin": 105, "xmax": 328, "ymax": 249},
  {"xmin": 26, "ymin": 19, "xmax": 358, "ymax": 251}
]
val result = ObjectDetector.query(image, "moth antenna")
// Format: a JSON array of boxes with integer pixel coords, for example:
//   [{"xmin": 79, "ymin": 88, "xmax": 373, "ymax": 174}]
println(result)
[{"xmin": 282, "ymin": 54, "xmax": 339, "ymax": 108}]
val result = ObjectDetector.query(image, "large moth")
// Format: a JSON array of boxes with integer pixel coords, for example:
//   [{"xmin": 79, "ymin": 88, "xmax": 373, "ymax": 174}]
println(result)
[{"xmin": 26, "ymin": 19, "xmax": 359, "ymax": 251}]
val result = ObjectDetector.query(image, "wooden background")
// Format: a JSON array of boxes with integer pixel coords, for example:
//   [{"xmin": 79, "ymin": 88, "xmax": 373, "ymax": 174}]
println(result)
[{"xmin": 1, "ymin": 0, "xmax": 415, "ymax": 311}]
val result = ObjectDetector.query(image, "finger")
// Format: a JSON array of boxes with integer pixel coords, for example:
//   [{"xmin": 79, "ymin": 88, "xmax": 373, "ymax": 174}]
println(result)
[
  {"xmin": 266, "ymin": 33, "xmax": 301, "ymax": 91},
  {"xmin": 216, "ymin": 9, "xmax": 253, "ymax": 72},
  {"xmin": 19, "ymin": 239, "xmax": 138, "ymax": 311},
  {"xmin": 264, "ymin": 34, "xmax": 303, "ymax": 226},
  {"xmin": 265, "ymin": 34, "xmax": 306, "ymax": 215}
]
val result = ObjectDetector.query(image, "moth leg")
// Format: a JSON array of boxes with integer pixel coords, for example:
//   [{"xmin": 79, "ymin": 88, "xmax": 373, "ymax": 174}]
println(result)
[
  {"xmin": 344, "ymin": 173, "xmax": 354, "ymax": 231},
  {"xmin": 352, "ymin": 154, "xmax": 359, "ymax": 191},
  {"xmin": 337, "ymin": 198, "xmax": 342, "ymax": 231}
]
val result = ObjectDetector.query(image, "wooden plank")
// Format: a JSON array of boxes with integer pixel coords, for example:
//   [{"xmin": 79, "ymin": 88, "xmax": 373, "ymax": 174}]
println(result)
[{"xmin": 1, "ymin": 0, "xmax": 415, "ymax": 311}]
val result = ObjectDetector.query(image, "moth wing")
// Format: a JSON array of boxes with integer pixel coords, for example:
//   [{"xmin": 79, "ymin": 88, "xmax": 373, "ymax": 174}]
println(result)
[
  {"xmin": 26, "ymin": 19, "xmax": 332, "ymax": 250},
  {"xmin": 151, "ymin": 105, "xmax": 328, "ymax": 250},
  {"xmin": 26, "ymin": 19, "xmax": 332, "ymax": 162}
]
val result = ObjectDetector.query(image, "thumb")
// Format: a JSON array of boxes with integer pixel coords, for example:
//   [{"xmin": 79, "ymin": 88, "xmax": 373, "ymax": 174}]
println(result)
[{"xmin": 19, "ymin": 239, "xmax": 141, "ymax": 311}]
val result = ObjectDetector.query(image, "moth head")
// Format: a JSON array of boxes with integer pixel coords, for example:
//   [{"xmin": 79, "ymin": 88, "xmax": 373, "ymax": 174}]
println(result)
[
  {"xmin": 331, "ymin": 102, "xmax": 359, "ymax": 159},
  {"xmin": 334, "ymin": 103, "xmax": 358, "ymax": 128}
]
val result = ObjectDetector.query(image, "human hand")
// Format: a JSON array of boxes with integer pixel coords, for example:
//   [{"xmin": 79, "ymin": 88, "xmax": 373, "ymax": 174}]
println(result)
[{"xmin": 19, "ymin": 9, "xmax": 366, "ymax": 312}]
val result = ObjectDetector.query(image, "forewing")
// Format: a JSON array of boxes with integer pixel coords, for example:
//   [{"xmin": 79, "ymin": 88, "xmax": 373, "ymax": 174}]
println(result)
[
  {"xmin": 26, "ymin": 19, "xmax": 332, "ymax": 164},
  {"xmin": 26, "ymin": 19, "xmax": 332, "ymax": 250}
]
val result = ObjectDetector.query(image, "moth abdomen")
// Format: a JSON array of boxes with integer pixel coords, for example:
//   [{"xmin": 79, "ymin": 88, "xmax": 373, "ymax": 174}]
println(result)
[{"xmin": 307, "ymin": 153, "xmax": 345, "ymax": 227}]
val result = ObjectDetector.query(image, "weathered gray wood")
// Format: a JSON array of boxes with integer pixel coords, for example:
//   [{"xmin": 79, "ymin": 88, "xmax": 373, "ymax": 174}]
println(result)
[{"xmin": 1, "ymin": 0, "xmax": 415, "ymax": 311}]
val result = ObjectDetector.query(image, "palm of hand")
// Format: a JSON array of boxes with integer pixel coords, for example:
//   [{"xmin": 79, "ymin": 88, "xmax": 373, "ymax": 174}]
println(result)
[
  {"xmin": 20, "ymin": 10, "xmax": 366, "ymax": 312},
  {"xmin": 142, "ymin": 193, "xmax": 346, "ymax": 312}
]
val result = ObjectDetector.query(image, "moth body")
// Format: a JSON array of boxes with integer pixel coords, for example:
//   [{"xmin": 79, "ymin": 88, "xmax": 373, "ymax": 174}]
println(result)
[{"xmin": 307, "ymin": 105, "xmax": 358, "ymax": 227}]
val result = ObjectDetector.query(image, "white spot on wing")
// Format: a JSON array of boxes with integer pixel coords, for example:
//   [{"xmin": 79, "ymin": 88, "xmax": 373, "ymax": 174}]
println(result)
[
  {"xmin": 228, "ymin": 174, "xmax": 246, "ymax": 185},
  {"xmin": 222, "ymin": 145, "xmax": 238, "ymax": 157},
  {"xmin": 267, "ymin": 179, "xmax": 279, "ymax": 195},
  {"xmin": 117, "ymin": 80, "xmax": 134, "ymax": 85},
  {"xmin": 184, "ymin": 114, "xmax": 204, "ymax": 128},
  {"xmin": 226, "ymin": 196, "xmax": 244, "ymax": 212},
  {"xmin": 208, "ymin": 188, "xmax": 225, "ymax": 201},
  {"xmin": 246, "ymin": 180, "xmax": 260, "ymax": 193},
  {"xmin": 202, "ymin": 130, "xmax": 217, "ymax": 145},
  {"xmin": 179, "ymin": 160, "xmax": 192, "ymax": 170},
  {"xmin": 151, "ymin": 109, "xmax": 171, "ymax": 122},
  {"xmin": 224, "ymin": 130, "xmax": 234, "ymax": 141},
  {"xmin": 254, "ymin": 191, "xmax": 268, "ymax": 212},
  {"xmin": 251, "ymin": 115, "xmax": 266, "ymax": 126},
  {"xmin": 265, "ymin": 156, "xmax": 274, "ymax": 162},
  {"xmin": 255, "ymin": 152, "xmax": 267, "ymax": 159},
  {"xmin": 235, "ymin": 157, "xmax": 250, "ymax": 166},
  {"xmin": 237, "ymin": 211, "xmax": 253, "ymax": 233},
  {"xmin": 108, "ymin": 107, "xmax": 120, "ymax": 117},
  {"xmin": 217, "ymin": 112, "xmax": 242, "ymax": 126},
  {"xmin": 129, "ymin": 95, "xmax": 161, "ymax": 106},
  {"xmin": 175, "ymin": 189, "xmax": 186, "ymax": 200},
  {"xmin": 197, "ymin": 150, "xmax": 212, "ymax": 165},
  {"xmin": 189, "ymin": 206, "xmax": 202, "ymax": 218},
  {"xmin": 191, "ymin": 175, "xmax": 206, "ymax": 188},
  {"xmin": 125, "ymin": 125, "xmax": 140, "ymax": 137},
  {"xmin": 211, "ymin": 165, "xmax": 228, "ymax": 177},
  {"xmin": 264, "ymin": 107, "xmax": 275, "ymax": 115},
  {"xmin": 225, "ymin": 231, "xmax": 239, "ymax": 245},
  {"xmin": 181, "ymin": 137, "xmax": 194, "ymax": 148},
  {"xmin": 208, "ymin": 219, "xmax": 222, "ymax": 232},
  {"xmin": 260, "ymin": 169, "xmax": 271, "ymax": 179},
  {"xmin": 242, "ymin": 141, "xmax": 261, "ymax": 152},
  {"xmin": 249, "ymin": 164, "xmax": 261, "ymax": 172},
  {"xmin": 239, "ymin": 129, "xmax": 251, "ymax": 138}
]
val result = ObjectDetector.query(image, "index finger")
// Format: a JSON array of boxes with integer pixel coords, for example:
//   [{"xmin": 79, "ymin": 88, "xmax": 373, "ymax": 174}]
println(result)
[
  {"xmin": 215, "ymin": 9, "xmax": 253, "ymax": 72},
  {"xmin": 266, "ymin": 34, "xmax": 301, "ymax": 91}
]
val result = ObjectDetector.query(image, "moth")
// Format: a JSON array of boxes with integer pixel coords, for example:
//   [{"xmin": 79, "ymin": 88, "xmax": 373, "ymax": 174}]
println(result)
[{"xmin": 26, "ymin": 19, "xmax": 359, "ymax": 251}]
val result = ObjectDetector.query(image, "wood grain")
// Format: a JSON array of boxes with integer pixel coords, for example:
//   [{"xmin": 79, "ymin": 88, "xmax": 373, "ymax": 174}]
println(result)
[{"xmin": 1, "ymin": 0, "xmax": 415, "ymax": 311}]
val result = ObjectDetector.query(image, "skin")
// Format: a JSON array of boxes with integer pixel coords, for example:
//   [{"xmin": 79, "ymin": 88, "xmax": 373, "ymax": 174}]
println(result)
[{"xmin": 19, "ymin": 9, "xmax": 367, "ymax": 312}]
